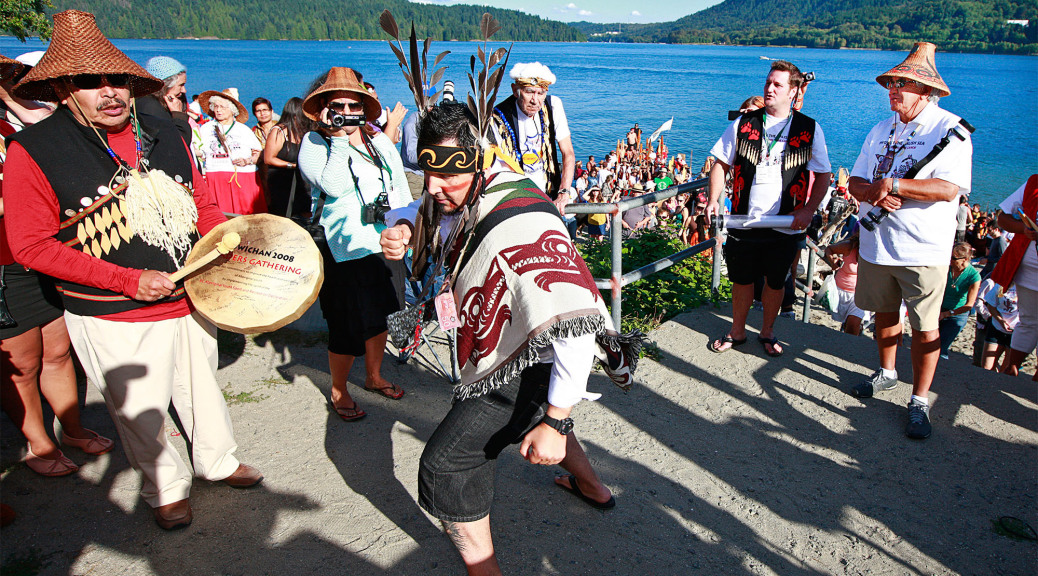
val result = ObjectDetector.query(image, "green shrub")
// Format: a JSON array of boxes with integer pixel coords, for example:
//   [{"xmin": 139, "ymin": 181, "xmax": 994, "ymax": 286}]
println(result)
[{"xmin": 578, "ymin": 225, "xmax": 732, "ymax": 333}]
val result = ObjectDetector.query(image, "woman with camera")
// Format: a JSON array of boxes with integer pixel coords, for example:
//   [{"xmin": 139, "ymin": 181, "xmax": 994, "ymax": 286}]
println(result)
[{"xmin": 298, "ymin": 67, "xmax": 411, "ymax": 421}]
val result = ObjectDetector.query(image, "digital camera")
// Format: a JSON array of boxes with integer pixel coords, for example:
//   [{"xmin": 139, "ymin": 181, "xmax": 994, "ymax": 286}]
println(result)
[
  {"xmin": 329, "ymin": 110, "xmax": 365, "ymax": 128},
  {"xmin": 362, "ymin": 193, "xmax": 391, "ymax": 225}
]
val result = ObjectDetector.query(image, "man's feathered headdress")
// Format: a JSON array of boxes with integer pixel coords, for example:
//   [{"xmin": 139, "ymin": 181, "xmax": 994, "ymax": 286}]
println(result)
[
  {"xmin": 379, "ymin": 10, "xmax": 514, "ymax": 286},
  {"xmin": 379, "ymin": 10, "xmax": 450, "ymax": 112},
  {"xmin": 379, "ymin": 10, "xmax": 511, "ymax": 172}
]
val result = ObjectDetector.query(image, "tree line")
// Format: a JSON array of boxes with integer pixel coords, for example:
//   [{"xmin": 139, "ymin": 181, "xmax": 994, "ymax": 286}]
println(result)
[
  {"xmin": 574, "ymin": 0, "xmax": 1037, "ymax": 55},
  {"xmin": 39, "ymin": 0, "xmax": 585, "ymax": 42}
]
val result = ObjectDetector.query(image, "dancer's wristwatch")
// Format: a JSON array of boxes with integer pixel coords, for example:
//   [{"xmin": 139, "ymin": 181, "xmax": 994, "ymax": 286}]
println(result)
[{"xmin": 541, "ymin": 415, "xmax": 574, "ymax": 435}]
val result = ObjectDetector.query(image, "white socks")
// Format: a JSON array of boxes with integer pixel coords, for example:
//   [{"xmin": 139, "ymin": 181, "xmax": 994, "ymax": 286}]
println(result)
[
  {"xmin": 911, "ymin": 394, "xmax": 929, "ymax": 406},
  {"xmin": 880, "ymin": 367, "xmax": 897, "ymax": 379}
]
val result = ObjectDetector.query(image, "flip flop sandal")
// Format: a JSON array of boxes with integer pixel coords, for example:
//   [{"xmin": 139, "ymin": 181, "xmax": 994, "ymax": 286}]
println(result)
[
  {"xmin": 61, "ymin": 428, "xmax": 115, "ymax": 456},
  {"xmin": 363, "ymin": 384, "xmax": 405, "ymax": 400},
  {"xmin": 758, "ymin": 336, "xmax": 784, "ymax": 357},
  {"xmin": 709, "ymin": 334, "xmax": 747, "ymax": 353},
  {"xmin": 556, "ymin": 474, "xmax": 616, "ymax": 510},
  {"xmin": 328, "ymin": 399, "xmax": 366, "ymax": 422},
  {"xmin": 25, "ymin": 446, "xmax": 79, "ymax": 477}
]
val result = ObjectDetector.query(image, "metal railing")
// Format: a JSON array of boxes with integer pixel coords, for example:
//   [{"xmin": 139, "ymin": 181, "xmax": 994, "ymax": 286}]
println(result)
[
  {"xmin": 566, "ymin": 178, "xmax": 715, "ymax": 328},
  {"xmin": 566, "ymin": 179, "xmax": 826, "ymax": 328}
]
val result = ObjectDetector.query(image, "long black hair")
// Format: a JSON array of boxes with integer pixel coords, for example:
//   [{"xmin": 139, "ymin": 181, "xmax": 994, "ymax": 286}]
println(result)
[{"xmin": 274, "ymin": 97, "xmax": 313, "ymax": 143}]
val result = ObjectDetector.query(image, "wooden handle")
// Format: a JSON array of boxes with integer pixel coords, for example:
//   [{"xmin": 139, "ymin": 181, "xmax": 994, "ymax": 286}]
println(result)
[{"xmin": 169, "ymin": 233, "xmax": 241, "ymax": 283}]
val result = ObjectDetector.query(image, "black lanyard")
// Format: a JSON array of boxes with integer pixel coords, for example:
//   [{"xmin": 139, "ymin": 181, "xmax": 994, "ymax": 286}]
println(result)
[{"xmin": 874, "ymin": 116, "xmax": 918, "ymax": 180}]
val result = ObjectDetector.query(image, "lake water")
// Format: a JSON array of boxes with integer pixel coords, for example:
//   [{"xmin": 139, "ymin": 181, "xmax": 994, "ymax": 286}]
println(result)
[{"xmin": 2, "ymin": 38, "xmax": 1035, "ymax": 209}]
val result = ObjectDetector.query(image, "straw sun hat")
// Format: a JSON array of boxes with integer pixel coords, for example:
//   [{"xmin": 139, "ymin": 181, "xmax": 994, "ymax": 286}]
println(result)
[
  {"xmin": 198, "ymin": 88, "xmax": 249, "ymax": 123},
  {"xmin": 12, "ymin": 10, "xmax": 162, "ymax": 102},
  {"xmin": 302, "ymin": 67, "xmax": 381, "ymax": 123},
  {"xmin": 876, "ymin": 41, "xmax": 950, "ymax": 98},
  {"xmin": 0, "ymin": 55, "xmax": 26, "ymax": 84}
]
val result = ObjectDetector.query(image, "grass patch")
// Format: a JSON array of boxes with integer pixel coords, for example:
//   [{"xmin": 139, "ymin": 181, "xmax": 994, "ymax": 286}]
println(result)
[
  {"xmin": 260, "ymin": 375, "xmax": 290, "ymax": 388},
  {"xmin": 579, "ymin": 224, "xmax": 732, "ymax": 340},
  {"xmin": 222, "ymin": 390, "xmax": 267, "ymax": 405}
]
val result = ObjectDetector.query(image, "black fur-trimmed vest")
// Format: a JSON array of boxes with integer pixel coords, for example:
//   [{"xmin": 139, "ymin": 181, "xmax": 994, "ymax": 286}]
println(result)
[
  {"xmin": 493, "ymin": 95, "xmax": 561, "ymax": 198},
  {"xmin": 730, "ymin": 108, "xmax": 816, "ymax": 216},
  {"xmin": 9, "ymin": 108, "xmax": 198, "ymax": 316}
]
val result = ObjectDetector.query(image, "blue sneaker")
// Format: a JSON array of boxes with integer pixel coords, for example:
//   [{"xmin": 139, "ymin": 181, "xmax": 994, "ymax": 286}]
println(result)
[{"xmin": 905, "ymin": 399, "xmax": 932, "ymax": 440}]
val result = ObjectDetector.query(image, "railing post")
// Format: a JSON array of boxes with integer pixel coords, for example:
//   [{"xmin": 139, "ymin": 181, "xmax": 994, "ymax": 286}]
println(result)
[
  {"xmin": 801, "ymin": 248, "xmax": 816, "ymax": 324},
  {"xmin": 711, "ymin": 220, "xmax": 722, "ymax": 297},
  {"xmin": 611, "ymin": 208, "xmax": 623, "ymax": 329}
]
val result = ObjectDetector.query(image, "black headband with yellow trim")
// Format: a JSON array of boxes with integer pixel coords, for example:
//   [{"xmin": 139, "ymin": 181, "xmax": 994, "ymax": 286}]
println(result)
[{"xmin": 417, "ymin": 144, "xmax": 479, "ymax": 174}]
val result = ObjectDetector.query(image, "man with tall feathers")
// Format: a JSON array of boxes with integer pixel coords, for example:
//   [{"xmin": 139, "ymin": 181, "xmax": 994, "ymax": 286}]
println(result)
[
  {"xmin": 4, "ymin": 10, "xmax": 262, "ymax": 530},
  {"xmin": 380, "ymin": 91, "xmax": 641, "ymax": 576}
]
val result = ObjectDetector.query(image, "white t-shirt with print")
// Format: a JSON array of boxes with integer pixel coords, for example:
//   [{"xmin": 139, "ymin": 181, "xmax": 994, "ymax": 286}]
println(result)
[
  {"xmin": 999, "ymin": 182, "xmax": 1038, "ymax": 291},
  {"xmin": 514, "ymin": 94, "xmax": 570, "ymax": 192},
  {"xmin": 200, "ymin": 120, "xmax": 262, "ymax": 174},
  {"xmin": 985, "ymin": 284, "xmax": 1019, "ymax": 333},
  {"xmin": 709, "ymin": 112, "xmax": 831, "ymax": 234},
  {"xmin": 851, "ymin": 102, "xmax": 973, "ymax": 266}
]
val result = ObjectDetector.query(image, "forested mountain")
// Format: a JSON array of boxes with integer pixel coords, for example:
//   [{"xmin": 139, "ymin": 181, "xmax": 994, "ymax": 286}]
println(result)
[
  {"xmin": 49, "ymin": 0, "xmax": 585, "ymax": 42},
  {"xmin": 573, "ymin": 0, "xmax": 1036, "ymax": 54}
]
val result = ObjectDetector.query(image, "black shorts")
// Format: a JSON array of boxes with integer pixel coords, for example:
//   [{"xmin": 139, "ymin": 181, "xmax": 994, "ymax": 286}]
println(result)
[
  {"xmin": 319, "ymin": 252, "xmax": 405, "ymax": 356},
  {"xmin": 722, "ymin": 228, "xmax": 802, "ymax": 289},
  {"xmin": 0, "ymin": 265, "xmax": 63, "ymax": 340},
  {"xmin": 418, "ymin": 364, "xmax": 551, "ymax": 522},
  {"xmin": 984, "ymin": 323, "xmax": 1013, "ymax": 347}
]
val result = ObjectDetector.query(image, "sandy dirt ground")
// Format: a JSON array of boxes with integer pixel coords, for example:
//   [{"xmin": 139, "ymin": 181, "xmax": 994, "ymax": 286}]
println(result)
[{"xmin": 2, "ymin": 303, "xmax": 1035, "ymax": 576}]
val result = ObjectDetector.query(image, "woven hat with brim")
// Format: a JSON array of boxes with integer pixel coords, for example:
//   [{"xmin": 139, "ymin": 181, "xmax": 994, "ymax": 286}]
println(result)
[
  {"xmin": 199, "ymin": 88, "xmax": 248, "ymax": 123},
  {"xmin": 302, "ymin": 67, "xmax": 380, "ymax": 123},
  {"xmin": 876, "ymin": 41, "xmax": 950, "ymax": 98},
  {"xmin": 0, "ymin": 55, "xmax": 26, "ymax": 84},
  {"xmin": 12, "ymin": 10, "xmax": 162, "ymax": 102}
]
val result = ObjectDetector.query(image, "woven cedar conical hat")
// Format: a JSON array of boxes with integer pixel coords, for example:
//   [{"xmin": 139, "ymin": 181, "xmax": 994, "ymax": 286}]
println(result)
[
  {"xmin": 0, "ymin": 54, "xmax": 26, "ymax": 84},
  {"xmin": 13, "ymin": 10, "xmax": 162, "ymax": 102},
  {"xmin": 302, "ymin": 67, "xmax": 381, "ymax": 123},
  {"xmin": 876, "ymin": 42, "xmax": 950, "ymax": 98},
  {"xmin": 198, "ymin": 88, "xmax": 249, "ymax": 123}
]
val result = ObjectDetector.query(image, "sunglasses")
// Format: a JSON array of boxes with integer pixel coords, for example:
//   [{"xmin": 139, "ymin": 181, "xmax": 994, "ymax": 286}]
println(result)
[
  {"xmin": 328, "ymin": 101, "xmax": 365, "ymax": 113},
  {"xmin": 70, "ymin": 74, "xmax": 131, "ymax": 90},
  {"xmin": 885, "ymin": 78, "xmax": 926, "ymax": 90}
]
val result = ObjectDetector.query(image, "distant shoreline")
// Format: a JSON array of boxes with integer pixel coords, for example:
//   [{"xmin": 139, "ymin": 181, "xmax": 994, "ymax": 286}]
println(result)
[{"xmin": 2, "ymin": 35, "xmax": 1033, "ymax": 56}]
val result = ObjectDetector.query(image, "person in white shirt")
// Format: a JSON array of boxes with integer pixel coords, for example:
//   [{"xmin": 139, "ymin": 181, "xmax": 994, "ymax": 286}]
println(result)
[
  {"xmin": 847, "ymin": 42, "xmax": 974, "ymax": 440},
  {"xmin": 991, "ymin": 175, "xmax": 1038, "ymax": 377},
  {"xmin": 705, "ymin": 60, "xmax": 831, "ymax": 358}
]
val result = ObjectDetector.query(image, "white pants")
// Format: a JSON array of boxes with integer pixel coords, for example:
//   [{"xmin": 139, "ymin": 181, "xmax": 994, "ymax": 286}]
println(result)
[
  {"xmin": 65, "ymin": 311, "xmax": 240, "ymax": 507},
  {"xmin": 1011, "ymin": 284, "xmax": 1038, "ymax": 354}
]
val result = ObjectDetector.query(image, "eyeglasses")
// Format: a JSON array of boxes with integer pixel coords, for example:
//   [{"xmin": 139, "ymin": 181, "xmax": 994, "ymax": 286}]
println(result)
[
  {"xmin": 885, "ymin": 78, "xmax": 926, "ymax": 90},
  {"xmin": 328, "ymin": 102, "xmax": 365, "ymax": 113},
  {"xmin": 70, "ymin": 74, "xmax": 130, "ymax": 90}
]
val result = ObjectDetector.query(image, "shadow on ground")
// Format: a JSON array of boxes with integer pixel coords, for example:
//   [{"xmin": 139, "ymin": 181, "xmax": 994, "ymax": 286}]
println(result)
[{"xmin": 2, "ymin": 304, "xmax": 1035, "ymax": 575}]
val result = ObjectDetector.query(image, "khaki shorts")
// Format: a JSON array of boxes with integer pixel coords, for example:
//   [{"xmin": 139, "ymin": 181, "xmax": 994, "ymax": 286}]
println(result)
[{"xmin": 855, "ymin": 259, "xmax": 948, "ymax": 332}]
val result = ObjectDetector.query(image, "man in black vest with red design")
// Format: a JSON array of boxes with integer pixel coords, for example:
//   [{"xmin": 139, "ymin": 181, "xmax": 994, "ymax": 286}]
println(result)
[
  {"xmin": 706, "ymin": 60, "xmax": 831, "ymax": 357},
  {"xmin": 4, "ymin": 10, "xmax": 262, "ymax": 530}
]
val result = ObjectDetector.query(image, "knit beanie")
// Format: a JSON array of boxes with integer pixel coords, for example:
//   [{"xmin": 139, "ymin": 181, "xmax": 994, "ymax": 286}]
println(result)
[{"xmin": 145, "ymin": 56, "xmax": 185, "ymax": 81}]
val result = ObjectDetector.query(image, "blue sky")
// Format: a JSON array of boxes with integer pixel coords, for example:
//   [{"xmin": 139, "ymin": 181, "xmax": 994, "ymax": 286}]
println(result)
[{"xmin": 410, "ymin": 0, "xmax": 724, "ymax": 24}]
